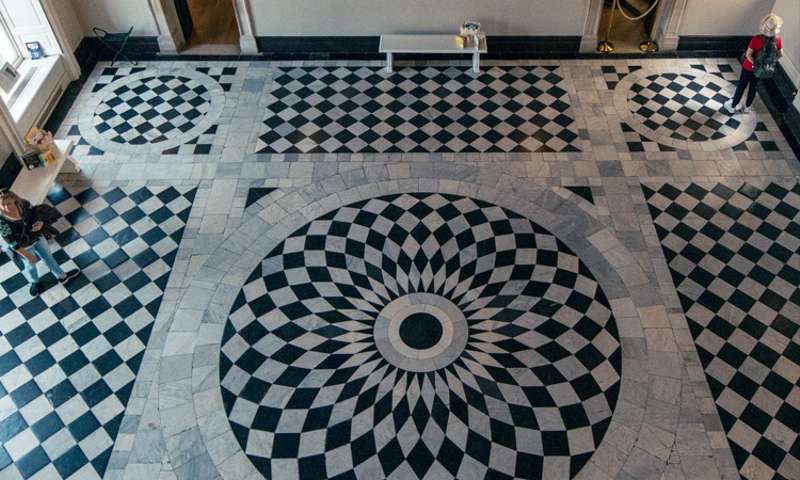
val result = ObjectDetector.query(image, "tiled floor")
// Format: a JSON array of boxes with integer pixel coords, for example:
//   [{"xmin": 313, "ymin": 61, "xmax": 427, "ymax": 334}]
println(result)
[
  {"xmin": 0, "ymin": 57, "xmax": 797, "ymax": 480},
  {"xmin": 643, "ymin": 181, "xmax": 799, "ymax": 479},
  {"xmin": 256, "ymin": 66, "xmax": 580, "ymax": 154}
]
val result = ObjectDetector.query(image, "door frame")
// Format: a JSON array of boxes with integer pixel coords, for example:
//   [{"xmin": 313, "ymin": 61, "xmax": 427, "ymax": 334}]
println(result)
[
  {"xmin": 579, "ymin": 0, "xmax": 689, "ymax": 53},
  {"xmin": 148, "ymin": 0, "xmax": 258, "ymax": 54}
]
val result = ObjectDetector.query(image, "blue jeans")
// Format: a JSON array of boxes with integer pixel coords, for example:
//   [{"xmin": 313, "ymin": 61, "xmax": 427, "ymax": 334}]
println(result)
[{"xmin": 23, "ymin": 237, "xmax": 64, "ymax": 284}]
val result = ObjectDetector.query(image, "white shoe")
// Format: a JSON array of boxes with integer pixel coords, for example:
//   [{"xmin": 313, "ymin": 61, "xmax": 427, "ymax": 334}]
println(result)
[
  {"xmin": 723, "ymin": 100, "xmax": 736, "ymax": 114},
  {"xmin": 741, "ymin": 105, "xmax": 751, "ymax": 113}
]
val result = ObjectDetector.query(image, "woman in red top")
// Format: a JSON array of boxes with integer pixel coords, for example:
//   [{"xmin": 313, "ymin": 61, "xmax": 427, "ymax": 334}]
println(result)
[{"xmin": 725, "ymin": 14, "xmax": 784, "ymax": 114}]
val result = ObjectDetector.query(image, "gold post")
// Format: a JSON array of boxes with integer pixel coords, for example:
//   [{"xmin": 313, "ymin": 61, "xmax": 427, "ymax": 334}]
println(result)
[
  {"xmin": 597, "ymin": 0, "xmax": 616, "ymax": 53},
  {"xmin": 639, "ymin": 39, "xmax": 659, "ymax": 53}
]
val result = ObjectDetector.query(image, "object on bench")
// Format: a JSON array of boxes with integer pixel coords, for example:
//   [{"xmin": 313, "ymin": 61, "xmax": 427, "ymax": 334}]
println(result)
[
  {"xmin": 379, "ymin": 34, "xmax": 488, "ymax": 74},
  {"xmin": 93, "ymin": 26, "xmax": 138, "ymax": 66},
  {"xmin": 12, "ymin": 139, "xmax": 78, "ymax": 205}
]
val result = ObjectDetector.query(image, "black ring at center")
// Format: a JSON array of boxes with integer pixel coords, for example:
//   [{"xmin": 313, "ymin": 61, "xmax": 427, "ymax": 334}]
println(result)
[{"xmin": 399, "ymin": 313, "xmax": 443, "ymax": 350}]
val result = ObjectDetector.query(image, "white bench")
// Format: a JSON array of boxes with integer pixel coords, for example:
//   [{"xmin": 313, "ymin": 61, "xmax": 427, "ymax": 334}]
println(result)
[
  {"xmin": 12, "ymin": 139, "xmax": 79, "ymax": 205},
  {"xmin": 379, "ymin": 34, "xmax": 488, "ymax": 74}
]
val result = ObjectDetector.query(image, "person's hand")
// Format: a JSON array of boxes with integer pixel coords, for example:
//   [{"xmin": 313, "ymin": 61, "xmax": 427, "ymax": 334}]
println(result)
[
  {"xmin": 24, "ymin": 252, "xmax": 38, "ymax": 264},
  {"xmin": 31, "ymin": 221, "xmax": 43, "ymax": 232}
]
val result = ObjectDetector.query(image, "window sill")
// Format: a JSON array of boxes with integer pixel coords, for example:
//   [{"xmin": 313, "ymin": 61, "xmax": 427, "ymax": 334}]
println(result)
[
  {"xmin": 1, "ymin": 56, "xmax": 60, "ymax": 124},
  {"xmin": 0, "ymin": 56, "xmax": 68, "ymax": 136}
]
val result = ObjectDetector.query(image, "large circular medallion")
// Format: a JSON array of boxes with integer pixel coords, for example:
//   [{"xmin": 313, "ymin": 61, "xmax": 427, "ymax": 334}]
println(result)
[{"xmin": 221, "ymin": 193, "xmax": 622, "ymax": 479}]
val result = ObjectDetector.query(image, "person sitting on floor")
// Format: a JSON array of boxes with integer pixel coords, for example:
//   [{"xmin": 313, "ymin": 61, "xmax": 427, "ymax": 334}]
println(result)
[{"xmin": 0, "ymin": 189, "xmax": 79, "ymax": 296}]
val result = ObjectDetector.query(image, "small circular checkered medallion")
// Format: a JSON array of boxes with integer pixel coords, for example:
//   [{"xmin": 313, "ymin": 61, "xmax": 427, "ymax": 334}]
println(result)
[
  {"xmin": 628, "ymin": 73, "xmax": 738, "ymax": 142},
  {"xmin": 221, "ymin": 193, "xmax": 622, "ymax": 479},
  {"xmin": 92, "ymin": 75, "xmax": 211, "ymax": 145}
]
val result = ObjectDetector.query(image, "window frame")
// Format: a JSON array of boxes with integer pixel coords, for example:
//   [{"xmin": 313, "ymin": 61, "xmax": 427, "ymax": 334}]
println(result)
[{"xmin": 0, "ymin": 3, "xmax": 22, "ymax": 68}]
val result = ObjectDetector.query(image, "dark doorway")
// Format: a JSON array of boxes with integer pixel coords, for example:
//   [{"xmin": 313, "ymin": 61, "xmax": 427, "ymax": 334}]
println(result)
[
  {"xmin": 173, "ymin": 0, "xmax": 194, "ymax": 43},
  {"xmin": 174, "ymin": 0, "xmax": 239, "ymax": 49},
  {"xmin": 598, "ymin": 0, "xmax": 660, "ymax": 53}
]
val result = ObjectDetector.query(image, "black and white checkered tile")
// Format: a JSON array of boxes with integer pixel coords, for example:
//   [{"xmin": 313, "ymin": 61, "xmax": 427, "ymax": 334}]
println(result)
[
  {"xmin": 689, "ymin": 64, "xmax": 738, "ymax": 82},
  {"xmin": 195, "ymin": 67, "xmax": 237, "ymax": 92},
  {"xmin": 256, "ymin": 66, "xmax": 581, "ymax": 153},
  {"xmin": 92, "ymin": 75, "xmax": 211, "ymax": 145},
  {"xmin": 221, "ymin": 193, "xmax": 621, "ymax": 479},
  {"xmin": 734, "ymin": 122, "xmax": 782, "ymax": 153},
  {"xmin": 600, "ymin": 65, "xmax": 642, "ymax": 90},
  {"xmin": 564, "ymin": 186, "xmax": 595, "ymax": 205},
  {"xmin": 91, "ymin": 67, "xmax": 147, "ymax": 93},
  {"xmin": 63, "ymin": 125, "xmax": 104, "ymax": 157},
  {"xmin": 621, "ymin": 122, "xmax": 675, "ymax": 153},
  {"xmin": 244, "ymin": 187, "xmax": 277, "ymax": 209},
  {"xmin": 162, "ymin": 125, "xmax": 218, "ymax": 155},
  {"xmin": 643, "ymin": 182, "xmax": 800, "ymax": 480},
  {"xmin": 629, "ymin": 73, "xmax": 740, "ymax": 142},
  {"xmin": 0, "ymin": 185, "xmax": 196, "ymax": 479}
]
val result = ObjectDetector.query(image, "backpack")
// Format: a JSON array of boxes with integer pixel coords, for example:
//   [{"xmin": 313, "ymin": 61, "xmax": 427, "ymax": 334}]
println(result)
[
  {"xmin": 32, "ymin": 204, "xmax": 61, "ymax": 225},
  {"xmin": 753, "ymin": 35, "xmax": 778, "ymax": 79}
]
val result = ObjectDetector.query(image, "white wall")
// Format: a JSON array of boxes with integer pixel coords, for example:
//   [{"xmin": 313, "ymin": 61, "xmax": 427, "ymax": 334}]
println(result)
[
  {"xmin": 772, "ymin": 0, "xmax": 799, "ymax": 87},
  {"xmin": 71, "ymin": 0, "xmax": 158, "ymax": 37},
  {"xmin": 680, "ymin": 0, "xmax": 775, "ymax": 36},
  {"xmin": 47, "ymin": 0, "xmax": 84, "ymax": 51},
  {"xmin": 249, "ymin": 0, "xmax": 590, "ymax": 36}
]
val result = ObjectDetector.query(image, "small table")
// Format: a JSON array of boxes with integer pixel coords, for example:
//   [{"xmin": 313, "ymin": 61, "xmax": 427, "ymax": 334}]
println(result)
[
  {"xmin": 379, "ymin": 34, "xmax": 488, "ymax": 74},
  {"xmin": 12, "ymin": 139, "xmax": 79, "ymax": 205}
]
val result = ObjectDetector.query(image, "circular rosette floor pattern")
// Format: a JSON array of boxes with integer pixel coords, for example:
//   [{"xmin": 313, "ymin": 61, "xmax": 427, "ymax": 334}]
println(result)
[{"xmin": 220, "ymin": 193, "xmax": 622, "ymax": 480}]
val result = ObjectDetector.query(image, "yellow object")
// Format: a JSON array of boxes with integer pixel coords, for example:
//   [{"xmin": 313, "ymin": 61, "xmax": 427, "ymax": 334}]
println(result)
[
  {"xmin": 25, "ymin": 126, "xmax": 55, "ymax": 154},
  {"xmin": 597, "ymin": 41, "xmax": 615, "ymax": 53},
  {"xmin": 455, "ymin": 36, "xmax": 465, "ymax": 49},
  {"xmin": 639, "ymin": 40, "xmax": 659, "ymax": 53},
  {"xmin": 39, "ymin": 148, "xmax": 55, "ymax": 165}
]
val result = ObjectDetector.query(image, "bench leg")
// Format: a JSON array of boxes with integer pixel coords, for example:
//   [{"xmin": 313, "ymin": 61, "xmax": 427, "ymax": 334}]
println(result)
[
  {"xmin": 61, "ymin": 147, "xmax": 81, "ymax": 174},
  {"xmin": 63, "ymin": 155, "xmax": 81, "ymax": 174},
  {"xmin": 472, "ymin": 53, "xmax": 480, "ymax": 73},
  {"xmin": 386, "ymin": 53, "xmax": 393, "ymax": 73}
]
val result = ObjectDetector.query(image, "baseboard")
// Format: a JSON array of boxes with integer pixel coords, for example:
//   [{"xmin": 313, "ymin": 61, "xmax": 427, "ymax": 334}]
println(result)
[
  {"xmin": 254, "ymin": 35, "xmax": 583, "ymax": 60},
  {"xmin": 758, "ymin": 63, "xmax": 800, "ymax": 161},
  {"xmin": 74, "ymin": 36, "xmax": 160, "ymax": 73},
  {"xmin": 69, "ymin": 35, "xmax": 766, "ymax": 63},
  {"xmin": 677, "ymin": 35, "xmax": 750, "ymax": 57}
]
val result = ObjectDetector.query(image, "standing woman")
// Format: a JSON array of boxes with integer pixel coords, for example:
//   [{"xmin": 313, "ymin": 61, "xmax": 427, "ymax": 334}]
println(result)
[
  {"xmin": 725, "ymin": 14, "xmax": 784, "ymax": 114},
  {"xmin": 0, "ymin": 190, "xmax": 79, "ymax": 296}
]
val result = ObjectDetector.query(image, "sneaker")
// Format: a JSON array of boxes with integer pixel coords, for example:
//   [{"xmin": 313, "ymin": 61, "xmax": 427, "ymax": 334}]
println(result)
[
  {"xmin": 59, "ymin": 269, "xmax": 80, "ymax": 285},
  {"xmin": 724, "ymin": 100, "xmax": 736, "ymax": 114},
  {"xmin": 741, "ymin": 105, "xmax": 752, "ymax": 113},
  {"xmin": 29, "ymin": 283, "xmax": 41, "ymax": 296}
]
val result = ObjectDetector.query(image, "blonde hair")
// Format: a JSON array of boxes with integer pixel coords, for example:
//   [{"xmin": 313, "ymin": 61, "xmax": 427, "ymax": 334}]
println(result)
[{"xmin": 760, "ymin": 14, "xmax": 783, "ymax": 37}]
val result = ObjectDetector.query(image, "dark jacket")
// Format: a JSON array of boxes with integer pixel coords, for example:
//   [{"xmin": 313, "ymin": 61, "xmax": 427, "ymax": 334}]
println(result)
[{"xmin": 0, "ymin": 198, "xmax": 37, "ymax": 249}]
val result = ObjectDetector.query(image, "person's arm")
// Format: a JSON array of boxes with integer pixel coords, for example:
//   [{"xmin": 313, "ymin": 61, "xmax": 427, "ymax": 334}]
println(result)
[
  {"xmin": 0, "ymin": 215, "xmax": 37, "ymax": 264},
  {"xmin": 778, "ymin": 48, "xmax": 783, "ymax": 59},
  {"xmin": 745, "ymin": 47, "xmax": 755, "ymax": 64}
]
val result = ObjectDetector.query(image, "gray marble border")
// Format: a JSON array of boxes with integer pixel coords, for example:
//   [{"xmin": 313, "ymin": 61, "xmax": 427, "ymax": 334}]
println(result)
[
  {"xmin": 153, "ymin": 168, "xmax": 682, "ymax": 480},
  {"xmin": 79, "ymin": 68, "xmax": 226, "ymax": 155},
  {"xmin": 613, "ymin": 66, "xmax": 757, "ymax": 151}
]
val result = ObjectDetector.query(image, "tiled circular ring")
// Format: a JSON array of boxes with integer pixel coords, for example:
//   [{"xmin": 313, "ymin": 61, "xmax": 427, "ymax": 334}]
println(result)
[
  {"xmin": 375, "ymin": 293, "xmax": 468, "ymax": 371},
  {"xmin": 613, "ymin": 66, "xmax": 757, "ymax": 151},
  {"xmin": 79, "ymin": 68, "xmax": 225, "ymax": 154}
]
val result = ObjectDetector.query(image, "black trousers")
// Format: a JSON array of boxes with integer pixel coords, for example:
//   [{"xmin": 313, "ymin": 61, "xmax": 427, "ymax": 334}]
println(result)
[{"xmin": 730, "ymin": 68, "xmax": 758, "ymax": 108}]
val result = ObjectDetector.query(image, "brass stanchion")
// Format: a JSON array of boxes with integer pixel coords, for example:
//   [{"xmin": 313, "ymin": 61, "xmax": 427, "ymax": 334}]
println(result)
[
  {"xmin": 597, "ymin": 0, "xmax": 616, "ymax": 53},
  {"xmin": 639, "ymin": 39, "xmax": 659, "ymax": 53}
]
